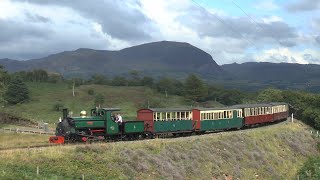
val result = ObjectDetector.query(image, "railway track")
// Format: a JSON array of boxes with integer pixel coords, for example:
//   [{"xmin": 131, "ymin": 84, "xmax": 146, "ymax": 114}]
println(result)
[{"xmin": 0, "ymin": 119, "xmax": 290, "ymax": 152}]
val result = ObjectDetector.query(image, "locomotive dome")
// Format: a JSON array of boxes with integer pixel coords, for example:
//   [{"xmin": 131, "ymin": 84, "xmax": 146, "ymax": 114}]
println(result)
[{"xmin": 80, "ymin": 110, "xmax": 87, "ymax": 117}]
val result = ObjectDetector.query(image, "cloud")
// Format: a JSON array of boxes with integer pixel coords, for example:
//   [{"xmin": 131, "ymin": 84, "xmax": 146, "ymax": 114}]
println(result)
[
  {"xmin": 0, "ymin": 1, "xmax": 133, "ymax": 59},
  {"xmin": 316, "ymin": 36, "xmax": 320, "ymax": 44},
  {"xmin": 253, "ymin": 0, "xmax": 279, "ymax": 11},
  {"xmin": 0, "ymin": 0, "xmax": 317, "ymax": 66},
  {"xmin": 0, "ymin": 18, "xmax": 50, "ymax": 42},
  {"xmin": 16, "ymin": 0, "xmax": 156, "ymax": 41},
  {"xmin": 254, "ymin": 48, "xmax": 320, "ymax": 64},
  {"xmin": 174, "ymin": 7, "xmax": 298, "ymax": 46},
  {"xmin": 24, "ymin": 12, "xmax": 51, "ymax": 23},
  {"xmin": 285, "ymin": 0, "xmax": 320, "ymax": 12}
]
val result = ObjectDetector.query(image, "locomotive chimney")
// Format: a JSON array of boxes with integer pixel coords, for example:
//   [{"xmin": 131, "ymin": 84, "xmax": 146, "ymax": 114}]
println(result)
[{"xmin": 63, "ymin": 108, "xmax": 68, "ymax": 119}]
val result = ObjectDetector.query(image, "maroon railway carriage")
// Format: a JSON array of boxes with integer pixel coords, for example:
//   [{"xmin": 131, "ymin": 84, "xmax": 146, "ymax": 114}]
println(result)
[
  {"xmin": 233, "ymin": 102, "xmax": 289, "ymax": 126},
  {"xmin": 233, "ymin": 103, "xmax": 274, "ymax": 125},
  {"xmin": 270, "ymin": 102, "xmax": 289, "ymax": 121}
]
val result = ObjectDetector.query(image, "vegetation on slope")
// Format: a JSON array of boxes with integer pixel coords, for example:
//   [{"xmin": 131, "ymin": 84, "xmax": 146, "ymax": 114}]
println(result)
[
  {"xmin": 0, "ymin": 131, "xmax": 50, "ymax": 149},
  {"xmin": 1, "ymin": 82, "xmax": 193, "ymax": 124},
  {"xmin": 0, "ymin": 121, "xmax": 318, "ymax": 179}
]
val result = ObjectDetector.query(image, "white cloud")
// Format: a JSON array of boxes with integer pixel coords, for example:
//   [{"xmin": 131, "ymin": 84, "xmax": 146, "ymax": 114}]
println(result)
[
  {"xmin": 254, "ymin": 48, "xmax": 320, "ymax": 64},
  {"xmin": 253, "ymin": 0, "xmax": 279, "ymax": 11},
  {"xmin": 262, "ymin": 15, "xmax": 283, "ymax": 24}
]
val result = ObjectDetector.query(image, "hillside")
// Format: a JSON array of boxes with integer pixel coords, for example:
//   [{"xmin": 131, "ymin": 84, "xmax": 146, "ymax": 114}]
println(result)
[
  {"xmin": 221, "ymin": 62, "xmax": 320, "ymax": 92},
  {"xmin": 1, "ymin": 82, "xmax": 222, "ymax": 124},
  {"xmin": 0, "ymin": 121, "xmax": 318, "ymax": 179},
  {"xmin": 0, "ymin": 41, "xmax": 222, "ymax": 78}
]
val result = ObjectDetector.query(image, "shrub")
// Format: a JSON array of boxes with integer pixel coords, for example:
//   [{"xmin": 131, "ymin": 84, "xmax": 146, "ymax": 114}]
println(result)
[
  {"xmin": 5, "ymin": 76, "xmax": 29, "ymax": 104},
  {"xmin": 88, "ymin": 89, "xmax": 95, "ymax": 95},
  {"xmin": 53, "ymin": 102, "xmax": 64, "ymax": 111},
  {"xmin": 94, "ymin": 93, "xmax": 105, "ymax": 106}
]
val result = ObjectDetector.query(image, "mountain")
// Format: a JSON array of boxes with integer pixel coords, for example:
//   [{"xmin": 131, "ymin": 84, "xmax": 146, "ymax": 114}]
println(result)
[
  {"xmin": 1, "ymin": 41, "xmax": 320, "ymax": 92},
  {"xmin": 0, "ymin": 41, "xmax": 222, "ymax": 78}
]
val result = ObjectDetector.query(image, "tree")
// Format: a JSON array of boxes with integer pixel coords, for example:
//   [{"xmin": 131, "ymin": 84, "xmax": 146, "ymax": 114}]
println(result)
[
  {"xmin": 128, "ymin": 70, "xmax": 142, "ymax": 86},
  {"xmin": 94, "ymin": 93, "xmax": 105, "ymax": 106},
  {"xmin": 89, "ymin": 74, "xmax": 109, "ymax": 85},
  {"xmin": 0, "ymin": 65, "xmax": 9, "ymax": 104},
  {"xmin": 156, "ymin": 77, "xmax": 174, "ymax": 97},
  {"xmin": 184, "ymin": 74, "xmax": 207, "ymax": 102},
  {"xmin": 141, "ymin": 76, "xmax": 154, "ymax": 87},
  {"xmin": 257, "ymin": 88, "xmax": 283, "ymax": 102},
  {"xmin": 111, "ymin": 76, "xmax": 128, "ymax": 86},
  {"xmin": 5, "ymin": 76, "xmax": 30, "ymax": 104}
]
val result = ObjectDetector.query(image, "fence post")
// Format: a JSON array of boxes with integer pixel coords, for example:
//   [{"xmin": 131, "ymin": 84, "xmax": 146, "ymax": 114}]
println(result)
[{"xmin": 37, "ymin": 166, "xmax": 39, "ymax": 175}]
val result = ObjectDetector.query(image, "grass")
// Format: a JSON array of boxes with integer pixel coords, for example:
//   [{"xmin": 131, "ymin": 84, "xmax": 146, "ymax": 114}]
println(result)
[
  {"xmin": 0, "ymin": 131, "xmax": 51, "ymax": 149},
  {"xmin": 0, "ymin": 121, "xmax": 318, "ymax": 179},
  {"xmin": 1, "ymin": 82, "xmax": 191, "ymax": 125}
]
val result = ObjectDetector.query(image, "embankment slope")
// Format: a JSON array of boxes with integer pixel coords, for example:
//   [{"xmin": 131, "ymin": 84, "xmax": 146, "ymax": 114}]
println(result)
[{"xmin": 0, "ymin": 120, "xmax": 318, "ymax": 179}]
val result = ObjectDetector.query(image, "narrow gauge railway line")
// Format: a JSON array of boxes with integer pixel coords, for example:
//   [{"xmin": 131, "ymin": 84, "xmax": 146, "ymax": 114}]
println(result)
[{"xmin": 1, "ymin": 117, "xmax": 290, "ymax": 152}]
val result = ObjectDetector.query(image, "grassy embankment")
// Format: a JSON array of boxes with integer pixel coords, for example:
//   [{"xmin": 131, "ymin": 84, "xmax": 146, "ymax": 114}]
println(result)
[
  {"xmin": 0, "ymin": 121, "xmax": 318, "ymax": 179},
  {"xmin": 0, "ymin": 131, "xmax": 51, "ymax": 149},
  {"xmin": 2, "ymin": 82, "xmax": 220, "ymax": 125}
]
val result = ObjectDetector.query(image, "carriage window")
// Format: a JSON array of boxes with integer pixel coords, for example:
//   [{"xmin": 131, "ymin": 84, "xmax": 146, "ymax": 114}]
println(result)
[
  {"xmin": 229, "ymin": 111, "xmax": 233, "ymax": 118},
  {"xmin": 181, "ymin": 112, "xmax": 185, "ymax": 119}
]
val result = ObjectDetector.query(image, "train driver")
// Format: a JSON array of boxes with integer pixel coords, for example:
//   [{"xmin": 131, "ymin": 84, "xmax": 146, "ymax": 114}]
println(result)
[{"xmin": 116, "ymin": 113, "xmax": 122, "ymax": 123}]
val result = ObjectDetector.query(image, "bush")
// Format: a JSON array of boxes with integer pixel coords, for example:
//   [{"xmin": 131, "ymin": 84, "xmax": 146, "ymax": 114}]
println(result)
[
  {"xmin": 53, "ymin": 102, "xmax": 64, "ymax": 111},
  {"xmin": 5, "ymin": 76, "xmax": 29, "ymax": 104},
  {"xmin": 94, "ymin": 93, "xmax": 105, "ymax": 106},
  {"xmin": 297, "ymin": 156, "xmax": 320, "ymax": 179},
  {"xmin": 88, "ymin": 89, "xmax": 95, "ymax": 95}
]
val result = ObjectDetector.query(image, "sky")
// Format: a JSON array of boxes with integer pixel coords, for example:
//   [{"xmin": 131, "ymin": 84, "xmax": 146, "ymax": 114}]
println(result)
[{"xmin": 0, "ymin": 0, "xmax": 319, "ymax": 65}]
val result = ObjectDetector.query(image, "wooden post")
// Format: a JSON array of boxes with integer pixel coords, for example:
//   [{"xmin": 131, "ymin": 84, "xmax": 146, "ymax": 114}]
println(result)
[
  {"xmin": 291, "ymin": 113, "xmax": 293, "ymax": 123},
  {"xmin": 37, "ymin": 166, "xmax": 39, "ymax": 175},
  {"xmin": 73, "ymin": 80, "xmax": 75, "ymax": 97}
]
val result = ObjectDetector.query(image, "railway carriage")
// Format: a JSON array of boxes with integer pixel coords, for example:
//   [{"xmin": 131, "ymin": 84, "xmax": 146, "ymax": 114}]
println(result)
[
  {"xmin": 270, "ymin": 102, "xmax": 289, "ymax": 121},
  {"xmin": 192, "ymin": 107, "xmax": 244, "ymax": 132},
  {"xmin": 137, "ymin": 108, "xmax": 193, "ymax": 135},
  {"xmin": 232, "ymin": 104, "xmax": 273, "ymax": 126}
]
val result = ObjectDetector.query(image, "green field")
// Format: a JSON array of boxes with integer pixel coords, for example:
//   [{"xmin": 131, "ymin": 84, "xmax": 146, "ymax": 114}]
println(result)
[
  {"xmin": 0, "ymin": 121, "xmax": 318, "ymax": 179},
  {"xmin": 1, "ymin": 82, "xmax": 203, "ymax": 125},
  {"xmin": 0, "ymin": 131, "xmax": 51, "ymax": 149}
]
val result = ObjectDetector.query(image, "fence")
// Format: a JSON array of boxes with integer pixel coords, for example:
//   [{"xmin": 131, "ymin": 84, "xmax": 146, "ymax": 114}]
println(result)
[{"xmin": 1, "ymin": 127, "xmax": 55, "ymax": 135}]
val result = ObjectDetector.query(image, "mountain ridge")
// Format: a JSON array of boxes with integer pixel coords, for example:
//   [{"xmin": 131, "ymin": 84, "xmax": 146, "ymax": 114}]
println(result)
[
  {"xmin": 1, "ymin": 41, "xmax": 320, "ymax": 91},
  {"xmin": 0, "ymin": 41, "xmax": 222, "ymax": 78}
]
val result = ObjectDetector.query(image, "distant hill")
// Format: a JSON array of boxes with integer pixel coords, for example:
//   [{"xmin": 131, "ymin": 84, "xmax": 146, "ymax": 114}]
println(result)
[
  {"xmin": 0, "ymin": 41, "xmax": 222, "ymax": 78},
  {"xmin": 221, "ymin": 62, "xmax": 320, "ymax": 92},
  {"xmin": 1, "ymin": 41, "xmax": 320, "ymax": 92}
]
